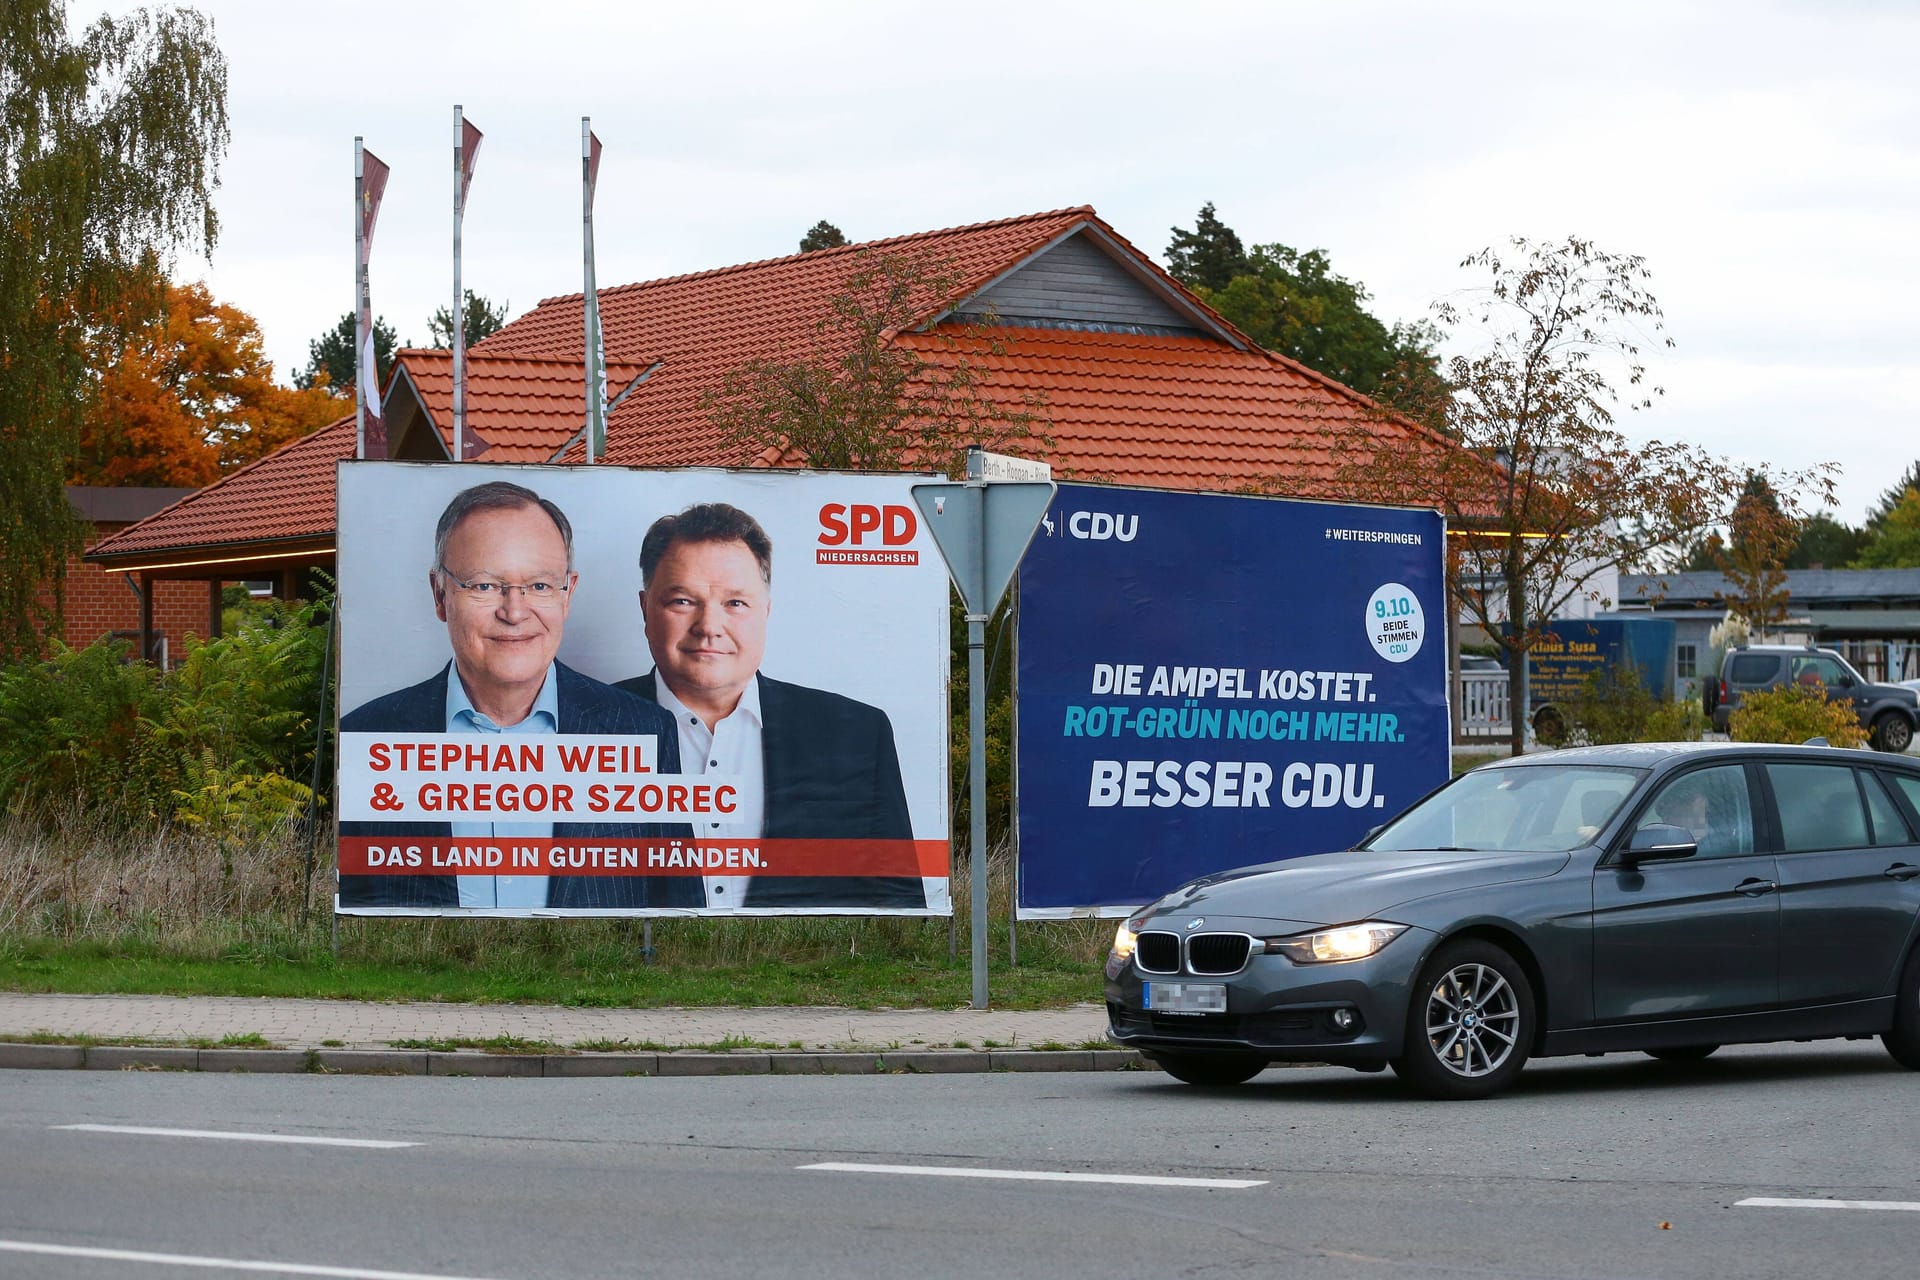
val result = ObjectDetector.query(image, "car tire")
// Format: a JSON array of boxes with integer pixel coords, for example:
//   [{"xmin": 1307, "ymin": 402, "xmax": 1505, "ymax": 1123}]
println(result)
[
  {"xmin": 1533, "ymin": 707, "xmax": 1567, "ymax": 747},
  {"xmin": 1883, "ymin": 946, "xmax": 1920, "ymax": 1071},
  {"xmin": 1644, "ymin": 1045, "xmax": 1719, "ymax": 1062},
  {"xmin": 1871, "ymin": 712, "xmax": 1914, "ymax": 754},
  {"xmin": 1150, "ymin": 1052, "xmax": 1267, "ymax": 1087},
  {"xmin": 1392, "ymin": 939, "xmax": 1535, "ymax": 1100}
]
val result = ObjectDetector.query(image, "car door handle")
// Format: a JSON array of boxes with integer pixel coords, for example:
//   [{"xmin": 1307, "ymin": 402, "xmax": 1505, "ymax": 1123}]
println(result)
[
  {"xmin": 1886, "ymin": 864, "xmax": 1920, "ymax": 882},
  {"xmin": 1734, "ymin": 878, "xmax": 1777, "ymax": 897}
]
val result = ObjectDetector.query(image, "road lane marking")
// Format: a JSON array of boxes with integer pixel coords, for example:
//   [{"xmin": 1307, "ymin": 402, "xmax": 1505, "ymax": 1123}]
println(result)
[
  {"xmin": 799, "ymin": 1161, "xmax": 1266, "ymax": 1189},
  {"xmin": 0, "ymin": 1239, "xmax": 503, "ymax": 1279},
  {"xmin": 54, "ymin": 1124, "xmax": 417, "ymax": 1149},
  {"xmin": 1737, "ymin": 1197, "xmax": 1920, "ymax": 1212}
]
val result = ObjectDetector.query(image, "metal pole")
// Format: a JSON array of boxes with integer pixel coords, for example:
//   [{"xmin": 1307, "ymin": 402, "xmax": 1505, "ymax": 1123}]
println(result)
[
  {"xmin": 968, "ymin": 610, "xmax": 989, "ymax": 1007},
  {"xmin": 353, "ymin": 138, "xmax": 366, "ymax": 460},
  {"xmin": 301, "ymin": 603, "xmax": 336, "ymax": 933},
  {"xmin": 581, "ymin": 118, "xmax": 600, "ymax": 464},
  {"xmin": 452, "ymin": 105, "xmax": 465, "ymax": 461}
]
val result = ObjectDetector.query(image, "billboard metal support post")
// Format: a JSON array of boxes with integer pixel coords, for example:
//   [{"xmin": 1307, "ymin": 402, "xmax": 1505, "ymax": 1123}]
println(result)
[
  {"xmin": 966, "ymin": 608, "xmax": 989, "ymax": 1007},
  {"xmin": 913, "ymin": 453, "xmax": 1055, "ymax": 1009}
]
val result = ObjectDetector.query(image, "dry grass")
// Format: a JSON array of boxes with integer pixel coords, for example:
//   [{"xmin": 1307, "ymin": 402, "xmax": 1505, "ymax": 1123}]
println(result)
[
  {"xmin": 0, "ymin": 805, "xmax": 323, "ymax": 946},
  {"xmin": 0, "ymin": 810, "xmax": 1112, "ymax": 999}
]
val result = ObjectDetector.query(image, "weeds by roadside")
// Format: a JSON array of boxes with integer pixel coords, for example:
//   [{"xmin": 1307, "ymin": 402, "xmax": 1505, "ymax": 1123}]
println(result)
[{"xmin": 0, "ymin": 809, "xmax": 1109, "ymax": 1007}]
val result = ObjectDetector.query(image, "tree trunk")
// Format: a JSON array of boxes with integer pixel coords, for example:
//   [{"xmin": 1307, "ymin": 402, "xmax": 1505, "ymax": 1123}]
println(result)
[{"xmin": 1506, "ymin": 543, "xmax": 1528, "ymax": 758}]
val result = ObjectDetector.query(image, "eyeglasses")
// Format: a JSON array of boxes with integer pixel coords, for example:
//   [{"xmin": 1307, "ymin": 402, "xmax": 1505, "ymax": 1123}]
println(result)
[{"xmin": 437, "ymin": 566, "xmax": 572, "ymax": 605}]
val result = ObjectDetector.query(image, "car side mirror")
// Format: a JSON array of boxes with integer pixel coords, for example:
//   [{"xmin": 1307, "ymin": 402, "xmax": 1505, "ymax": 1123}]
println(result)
[{"xmin": 1623, "ymin": 824, "xmax": 1698, "ymax": 865}]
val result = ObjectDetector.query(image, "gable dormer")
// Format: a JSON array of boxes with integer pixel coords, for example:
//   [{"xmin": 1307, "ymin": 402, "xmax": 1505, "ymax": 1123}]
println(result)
[{"xmin": 948, "ymin": 227, "xmax": 1240, "ymax": 344}]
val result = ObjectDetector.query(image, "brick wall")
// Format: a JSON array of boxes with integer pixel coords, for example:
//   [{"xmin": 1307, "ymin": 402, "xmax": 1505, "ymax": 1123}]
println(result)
[{"xmin": 51, "ymin": 520, "xmax": 215, "ymax": 667}]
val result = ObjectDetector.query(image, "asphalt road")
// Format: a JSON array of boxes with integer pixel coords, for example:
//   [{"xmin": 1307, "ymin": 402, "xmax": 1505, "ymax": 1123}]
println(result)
[{"xmin": 3, "ymin": 1040, "xmax": 1917, "ymax": 1279}]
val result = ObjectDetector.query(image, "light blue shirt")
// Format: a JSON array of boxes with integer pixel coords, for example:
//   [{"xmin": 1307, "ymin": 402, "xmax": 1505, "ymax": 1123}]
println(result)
[
  {"xmin": 446, "ymin": 663, "xmax": 558, "ymax": 909},
  {"xmin": 654, "ymin": 673, "xmax": 764, "ymax": 909}
]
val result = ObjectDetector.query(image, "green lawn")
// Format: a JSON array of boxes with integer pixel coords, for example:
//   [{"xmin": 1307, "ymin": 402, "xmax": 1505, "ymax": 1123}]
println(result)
[{"xmin": 0, "ymin": 925, "xmax": 1107, "ymax": 1009}]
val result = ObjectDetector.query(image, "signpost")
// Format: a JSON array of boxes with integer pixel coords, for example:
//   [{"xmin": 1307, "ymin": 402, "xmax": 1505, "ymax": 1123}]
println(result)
[{"xmin": 913, "ymin": 448, "xmax": 1054, "ymax": 1006}]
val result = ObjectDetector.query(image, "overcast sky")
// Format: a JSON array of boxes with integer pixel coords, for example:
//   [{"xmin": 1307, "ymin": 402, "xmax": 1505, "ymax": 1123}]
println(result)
[{"xmin": 81, "ymin": 0, "xmax": 1918, "ymax": 523}]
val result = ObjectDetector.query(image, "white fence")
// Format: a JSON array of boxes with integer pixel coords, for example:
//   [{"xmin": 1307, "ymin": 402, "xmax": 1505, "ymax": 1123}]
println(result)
[{"xmin": 1456, "ymin": 670, "xmax": 1512, "ymax": 738}]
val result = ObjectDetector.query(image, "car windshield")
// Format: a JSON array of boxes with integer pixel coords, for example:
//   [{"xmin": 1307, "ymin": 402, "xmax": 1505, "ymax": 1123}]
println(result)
[{"xmin": 1364, "ymin": 764, "xmax": 1646, "ymax": 853}]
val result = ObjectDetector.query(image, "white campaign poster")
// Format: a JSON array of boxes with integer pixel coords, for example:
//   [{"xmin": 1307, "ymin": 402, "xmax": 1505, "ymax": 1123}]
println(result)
[{"xmin": 334, "ymin": 462, "xmax": 951, "ymax": 917}]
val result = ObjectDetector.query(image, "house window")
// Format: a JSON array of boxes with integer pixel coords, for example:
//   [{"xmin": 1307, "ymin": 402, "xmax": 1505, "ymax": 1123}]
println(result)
[{"xmin": 1675, "ymin": 643, "xmax": 1698, "ymax": 679}]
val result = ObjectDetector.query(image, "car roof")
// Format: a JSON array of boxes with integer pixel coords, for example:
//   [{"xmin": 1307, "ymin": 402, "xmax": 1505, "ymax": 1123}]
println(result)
[{"xmin": 1473, "ymin": 741, "xmax": 1903, "ymax": 771}]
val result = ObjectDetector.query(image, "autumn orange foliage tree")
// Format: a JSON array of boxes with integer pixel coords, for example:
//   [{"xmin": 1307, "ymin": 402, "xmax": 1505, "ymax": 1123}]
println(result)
[{"xmin": 73, "ymin": 276, "xmax": 342, "ymax": 487}]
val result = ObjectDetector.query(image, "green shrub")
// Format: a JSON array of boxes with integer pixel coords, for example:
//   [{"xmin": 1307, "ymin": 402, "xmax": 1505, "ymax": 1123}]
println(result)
[
  {"xmin": 143, "ymin": 596, "xmax": 330, "ymax": 838},
  {"xmin": 0, "ymin": 638, "xmax": 165, "ymax": 820},
  {"xmin": 1642, "ymin": 697, "xmax": 1708, "ymax": 743},
  {"xmin": 0, "ymin": 593, "xmax": 334, "ymax": 837},
  {"xmin": 1728, "ymin": 682, "xmax": 1868, "ymax": 748},
  {"xmin": 1564, "ymin": 663, "xmax": 1705, "ymax": 745}
]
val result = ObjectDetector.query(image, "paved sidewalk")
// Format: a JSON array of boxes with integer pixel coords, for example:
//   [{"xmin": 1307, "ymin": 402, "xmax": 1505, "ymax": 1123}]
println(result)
[{"xmin": 0, "ymin": 992, "xmax": 1132, "ymax": 1077}]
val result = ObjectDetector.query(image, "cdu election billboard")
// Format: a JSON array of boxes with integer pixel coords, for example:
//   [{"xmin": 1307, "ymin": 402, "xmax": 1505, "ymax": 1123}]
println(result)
[
  {"xmin": 334, "ymin": 462, "xmax": 951, "ymax": 918},
  {"xmin": 1014, "ymin": 484, "xmax": 1449, "ymax": 917}
]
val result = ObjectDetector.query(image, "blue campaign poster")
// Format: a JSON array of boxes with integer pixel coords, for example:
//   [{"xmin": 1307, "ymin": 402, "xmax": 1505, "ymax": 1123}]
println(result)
[{"xmin": 1014, "ymin": 484, "xmax": 1450, "ymax": 917}]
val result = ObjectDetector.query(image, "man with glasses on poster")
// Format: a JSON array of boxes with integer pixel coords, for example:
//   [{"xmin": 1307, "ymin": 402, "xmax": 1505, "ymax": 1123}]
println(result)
[{"xmin": 338, "ymin": 481, "xmax": 699, "ymax": 910}]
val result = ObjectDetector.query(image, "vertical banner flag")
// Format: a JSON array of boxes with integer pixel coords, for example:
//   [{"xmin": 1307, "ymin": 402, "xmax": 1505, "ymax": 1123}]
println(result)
[
  {"xmin": 582, "ymin": 120, "xmax": 607, "ymax": 463},
  {"xmin": 354, "ymin": 139, "xmax": 391, "ymax": 460},
  {"xmin": 452, "ymin": 107, "xmax": 484, "ymax": 461},
  {"xmin": 1013, "ymin": 484, "xmax": 1451, "ymax": 917}
]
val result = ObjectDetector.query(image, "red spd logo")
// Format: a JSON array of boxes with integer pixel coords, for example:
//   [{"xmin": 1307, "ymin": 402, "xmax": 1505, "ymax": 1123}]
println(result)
[{"xmin": 816, "ymin": 503, "xmax": 919, "ymax": 566}]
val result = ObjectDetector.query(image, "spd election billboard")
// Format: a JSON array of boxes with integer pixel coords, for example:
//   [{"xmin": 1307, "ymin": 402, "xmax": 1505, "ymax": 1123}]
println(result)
[
  {"xmin": 335, "ymin": 462, "xmax": 950, "ymax": 917},
  {"xmin": 1015, "ymin": 484, "xmax": 1448, "ymax": 917}
]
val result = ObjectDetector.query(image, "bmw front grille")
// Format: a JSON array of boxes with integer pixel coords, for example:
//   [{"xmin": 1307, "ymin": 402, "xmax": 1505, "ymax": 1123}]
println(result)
[
  {"xmin": 1134, "ymin": 930, "xmax": 1254, "ymax": 976},
  {"xmin": 1186, "ymin": 933, "xmax": 1253, "ymax": 975}
]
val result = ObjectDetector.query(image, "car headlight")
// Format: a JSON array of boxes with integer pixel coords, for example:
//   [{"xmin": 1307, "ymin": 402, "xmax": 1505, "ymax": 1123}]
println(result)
[
  {"xmin": 1111, "ymin": 914, "xmax": 1150, "ymax": 961},
  {"xmin": 1263, "ymin": 921, "xmax": 1407, "ymax": 964}
]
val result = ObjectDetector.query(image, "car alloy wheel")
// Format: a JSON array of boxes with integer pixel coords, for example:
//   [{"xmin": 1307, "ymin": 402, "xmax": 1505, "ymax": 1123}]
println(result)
[
  {"xmin": 1393, "ymin": 939, "xmax": 1535, "ymax": 1100},
  {"xmin": 1884, "ymin": 945, "xmax": 1920, "ymax": 1070},
  {"xmin": 1872, "ymin": 712, "xmax": 1914, "ymax": 754}
]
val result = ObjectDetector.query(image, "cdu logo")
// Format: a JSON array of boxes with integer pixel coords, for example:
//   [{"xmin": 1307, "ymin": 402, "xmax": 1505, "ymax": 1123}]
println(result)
[{"xmin": 1068, "ymin": 511, "xmax": 1139, "ymax": 542}]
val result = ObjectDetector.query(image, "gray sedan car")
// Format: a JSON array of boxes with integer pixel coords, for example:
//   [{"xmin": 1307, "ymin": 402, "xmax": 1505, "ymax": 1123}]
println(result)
[{"xmin": 1105, "ymin": 742, "xmax": 1920, "ymax": 1099}]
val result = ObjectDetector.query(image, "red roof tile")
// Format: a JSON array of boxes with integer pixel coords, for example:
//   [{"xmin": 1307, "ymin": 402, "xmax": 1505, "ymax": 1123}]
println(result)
[
  {"xmin": 395, "ymin": 348, "xmax": 652, "ymax": 462},
  {"xmin": 891, "ymin": 327, "xmax": 1425, "ymax": 493},
  {"xmin": 88, "ymin": 415, "xmax": 356, "ymax": 566},
  {"xmin": 90, "ymin": 205, "xmax": 1463, "ymax": 568},
  {"xmin": 495, "ymin": 207, "xmax": 1103, "ymax": 467}
]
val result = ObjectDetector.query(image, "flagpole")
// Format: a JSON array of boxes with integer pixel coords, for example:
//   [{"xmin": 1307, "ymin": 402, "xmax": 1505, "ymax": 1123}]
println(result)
[
  {"xmin": 354, "ymin": 137, "xmax": 367, "ymax": 460},
  {"xmin": 582, "ymin": 116, "xmax": 605, "ymax": 464},
  {"xmin": 356, "ymin": 145, "xmax": 391, "ymax": 460},
  {"xmin": 452, "ymin": 105, "xmax": 465, "ymax": 461}
]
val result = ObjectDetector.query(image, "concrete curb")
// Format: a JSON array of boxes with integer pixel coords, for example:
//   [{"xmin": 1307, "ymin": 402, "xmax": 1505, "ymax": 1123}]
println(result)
[{"xmin": 0, "ymin": 1040, "xmax": 1146, "ymax": 1077}]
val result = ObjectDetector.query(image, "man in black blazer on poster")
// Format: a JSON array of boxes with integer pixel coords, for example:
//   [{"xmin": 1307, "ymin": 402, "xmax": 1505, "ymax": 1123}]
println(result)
[
  {"xmin": 338, "ymin": 481, "xmax": 699, "ymax": 910},
  {"xmin": 616, "ymin": 502, "xmax": 922, "ymax": 909}
]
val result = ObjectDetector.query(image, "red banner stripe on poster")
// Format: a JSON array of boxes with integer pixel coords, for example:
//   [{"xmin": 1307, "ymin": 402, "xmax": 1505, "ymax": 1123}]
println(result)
[{"xmin": 339, "ymin": 838, "xmax": 948, "ymax": 877}]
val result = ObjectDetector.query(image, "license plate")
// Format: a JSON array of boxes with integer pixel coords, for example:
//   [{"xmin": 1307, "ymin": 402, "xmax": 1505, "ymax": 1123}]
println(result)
[{"xmin": 1142, "ymin": 982, "xmax": 1226, "ymax": 1014}]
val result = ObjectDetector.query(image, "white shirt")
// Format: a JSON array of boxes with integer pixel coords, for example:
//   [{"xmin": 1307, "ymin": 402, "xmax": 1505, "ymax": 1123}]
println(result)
[
  {"xmin": 446, "ymin": 662, "xmax": 557, "ymax": 909},
  {"xmin": 653, "ymin": 673, "xmax": 766, "ymax": 909}
]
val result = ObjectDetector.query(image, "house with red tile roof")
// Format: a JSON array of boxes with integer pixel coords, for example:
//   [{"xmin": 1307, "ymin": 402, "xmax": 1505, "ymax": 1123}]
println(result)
[
  {"xmin": 87, "ymin": 205, "xmax": 1458, "ymax": 651},
  {"xmin": 53, "ymin": 487, "xmax": 203, "ymax": 664}
]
